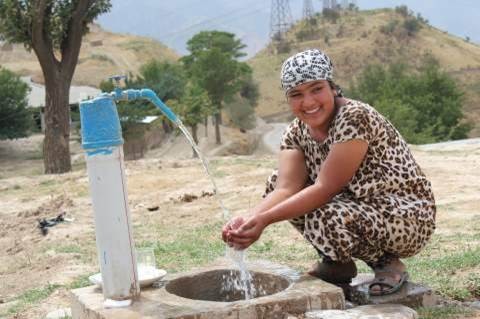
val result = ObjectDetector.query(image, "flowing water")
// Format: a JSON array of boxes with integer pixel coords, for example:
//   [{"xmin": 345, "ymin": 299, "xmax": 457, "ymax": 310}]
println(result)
[{"xmin": 175, "ymin": 120, "xmax": 254, "ymax": 299}]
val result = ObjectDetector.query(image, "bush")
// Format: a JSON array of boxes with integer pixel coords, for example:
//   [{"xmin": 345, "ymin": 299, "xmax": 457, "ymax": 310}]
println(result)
[
  {"xmin": 322, "ymin": 8, "xmax": 340, "ymax": 24},
  {"xmin": 395, "ymin": 5, "xmax": 410, "ymax": 17},
  {"xmin": 403, "ymin": 17, "xmax": 422, "ymax": 36},
  {"xmin": 380, "ymin": 19, "xmax": 399, "ymax": 35},
  {"xmin": 0, "ymin": 67, "xmax": 32, "ymax": 139},
  {"xmin": 349, "ymin": 55, "xmax": 470, "ymax": 144},
  {"xmin": 225, "ymin": 97, "xmax": 255, "ymax": 130}
]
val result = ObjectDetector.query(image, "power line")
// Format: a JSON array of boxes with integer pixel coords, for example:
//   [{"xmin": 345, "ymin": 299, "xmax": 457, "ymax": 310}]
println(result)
[
  {"xmin": 158, "ymin": 0, "xmax": 263, "ymax": 40},
  {"xmin": 270, "ymin": 0, "xmax": 293, "ymax": 42},
  {"xmin": 303, "ymin": 0, "xmax": 315, "ymax": 21}
]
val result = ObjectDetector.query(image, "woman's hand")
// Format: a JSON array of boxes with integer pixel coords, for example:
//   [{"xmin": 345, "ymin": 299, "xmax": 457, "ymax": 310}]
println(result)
[
  {"xmin": 227, "ymin": 214, "xmax": 268, "ymax": 250},
  {"xmin": 221, "ymin": 216, "xmax": 245, "ymax": 244}
]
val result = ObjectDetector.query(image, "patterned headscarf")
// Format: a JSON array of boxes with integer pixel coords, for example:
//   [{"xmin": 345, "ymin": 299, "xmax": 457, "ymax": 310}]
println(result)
[{"xmin": 280, "ymin": 49, "xmax": 334, "ymax": 93}]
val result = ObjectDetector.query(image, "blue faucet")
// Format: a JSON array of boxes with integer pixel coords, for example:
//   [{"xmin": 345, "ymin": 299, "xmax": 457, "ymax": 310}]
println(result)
[{"xmin": 80, "ymin": 76, "xmax": 179, "ymax": 152}]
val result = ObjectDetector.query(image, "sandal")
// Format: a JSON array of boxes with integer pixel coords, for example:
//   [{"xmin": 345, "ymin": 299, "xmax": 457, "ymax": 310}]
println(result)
[{"xmin": 368, "ymin": 271, "xmax": 409, "ymax": 296}]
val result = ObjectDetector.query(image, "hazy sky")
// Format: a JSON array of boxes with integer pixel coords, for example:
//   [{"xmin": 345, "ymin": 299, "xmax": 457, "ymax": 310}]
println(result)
[
  {"xmin": 359, "ymin": 0, "xmax": 478, "ymax": 42},
  {"xmin": 97, "ymin": 0, "xmax": 479, "ymax": 57}
]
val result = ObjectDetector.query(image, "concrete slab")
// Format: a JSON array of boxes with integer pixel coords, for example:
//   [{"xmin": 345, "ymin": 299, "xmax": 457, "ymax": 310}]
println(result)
[
  {"xmin": 306, "ymin": 304, "xmax": 418, "ymax": 319},
  {"xmin": 348, "ymin": 274, "xmax": 437, "ymax": 308},
  {"xmin": 71, "ymin": 263, "xmax": 345, "ymax": 319}
]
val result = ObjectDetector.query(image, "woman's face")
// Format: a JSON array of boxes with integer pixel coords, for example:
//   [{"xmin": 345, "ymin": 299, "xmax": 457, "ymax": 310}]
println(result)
[{"xmin": 286, "ymin": 80, "xmax": 336, "ymax": 131}]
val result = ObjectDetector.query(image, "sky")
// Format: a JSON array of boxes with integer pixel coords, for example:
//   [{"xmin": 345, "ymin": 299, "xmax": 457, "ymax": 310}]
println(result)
[{"xmin": 97, "ymin": 0, "xmax": 479, "ymax": 57}]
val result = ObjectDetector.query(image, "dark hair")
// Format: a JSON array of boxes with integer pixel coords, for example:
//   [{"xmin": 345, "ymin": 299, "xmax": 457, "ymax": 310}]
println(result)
[{"xmin": 328, "ymin": 80, "xmax": 343, "ymax": 97}]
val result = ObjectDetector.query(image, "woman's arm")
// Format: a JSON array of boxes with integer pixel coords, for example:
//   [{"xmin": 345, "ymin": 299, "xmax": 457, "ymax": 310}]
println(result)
[
  {"xmin": 228, "ymin": 139, "xmax": 368, "ymax": 249},
  {"xmin": 252, "ymin": 148, "xmax": 309, "ymax": 214},
  {"xmin": 222, "ymin": 148, "xmax": 307, "ymax": 242}
]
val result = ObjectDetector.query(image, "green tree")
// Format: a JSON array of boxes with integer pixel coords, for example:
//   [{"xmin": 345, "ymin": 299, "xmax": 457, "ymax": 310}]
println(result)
[
  {"xmin": 181, "ymin": 31, "xmax": 251, "ymax": 145},
  {"xmin": 100, "ymin": 61, "xmax": 187, "ymax": 135},
  {"xmin": 0, "ymin": 67, "xmax": 31, "ymax": 139},
  {"xmin": 135, "ymin": 60, "xmax": 186, "ymax": 102},
  {"xmin": 169, "ymin": 85, "xmax": 214, "ymax": 157},
  {"xmin": 131, "ymin": 60, "xmax": 187, "ymax": 134},
  {"xmin": 349, "ymin": 55, "xmax": 469, "ymax": 144},
  {"xmin": 322, "ymin": 8, "xmax": 340, "ymax": 24},
  {"xmin": 0, "ymin": 0, "xmax": 111, "ymax": 174}
]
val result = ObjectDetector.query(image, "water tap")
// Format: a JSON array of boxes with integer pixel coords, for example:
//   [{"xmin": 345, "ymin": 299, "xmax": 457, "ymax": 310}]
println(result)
[{"xmin": 108, "ymin": 75, "xmax": 127, "ymax": 98}]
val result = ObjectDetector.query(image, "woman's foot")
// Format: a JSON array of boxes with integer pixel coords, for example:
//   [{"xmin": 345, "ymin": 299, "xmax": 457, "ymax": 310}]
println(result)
[
  {"xmin": 308, "ymin": 258, "xmax": 357, "ymax": 284},
  {"xmin": 369, "ymin": 258, "xmax": 409, "ymax": 296}
]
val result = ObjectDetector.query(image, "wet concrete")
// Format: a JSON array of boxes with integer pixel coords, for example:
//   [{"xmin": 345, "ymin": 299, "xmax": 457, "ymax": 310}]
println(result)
[{"xmin": 71, "ymin": 262, "xmax": 345, "ymax": 319}]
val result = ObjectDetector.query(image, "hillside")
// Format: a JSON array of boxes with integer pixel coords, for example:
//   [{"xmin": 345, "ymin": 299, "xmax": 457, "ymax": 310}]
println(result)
[
  {"xmin": 249, "ymin": 8, "xmax": 480, "ymax": 136},
  {"xmin": 0, "ymin": 24, "xmax": 178, "ymax": 87}
]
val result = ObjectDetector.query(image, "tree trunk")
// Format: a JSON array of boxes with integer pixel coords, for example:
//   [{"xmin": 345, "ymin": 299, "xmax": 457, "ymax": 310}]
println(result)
[
  {"xmin": 204, "ymin": 117, "xmax": 208, "ymax": 137},
  {"xmin": 214, "ymin": 113, "xmax": 221, "ymax": 145},
  {"xmin": 43, "ymin": 75, "xmax": 72, "ymax": 174},
  {"xmin": 191, "ymin": 124, "xmax": 198, "ymax": 158}
]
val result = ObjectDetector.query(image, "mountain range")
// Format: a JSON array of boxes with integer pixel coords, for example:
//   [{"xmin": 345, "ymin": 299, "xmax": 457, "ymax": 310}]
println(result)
[{"xmin": 97, "ymin": 0, "xmax": 480, "ymax": 58}]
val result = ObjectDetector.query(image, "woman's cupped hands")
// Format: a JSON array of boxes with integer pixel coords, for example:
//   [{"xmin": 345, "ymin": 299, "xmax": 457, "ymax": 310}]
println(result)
[{"xmin": 221, "ymin": 214, "xmax": 268, "ymax": 250}]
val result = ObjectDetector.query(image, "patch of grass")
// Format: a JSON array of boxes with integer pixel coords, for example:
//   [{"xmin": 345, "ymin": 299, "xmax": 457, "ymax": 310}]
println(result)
[
  {"xmin": 417, "ymin": 305, "xmax": 474, "ymax": 319},
  {"xmin": 212, "ymin": 168, "xmax": 227, "ymax": 178},
  {"xmin": 404, "ymin": 237, "xmax": 480, "ymax": 300},
  {"xmin": 39, "ymin": 179, "xmax": 55, "ymax": 186},
  {"xmin": 119, "ymin": 40, "xmax": 147, "ymax": 52},
  {"xmin": 139, "ymin": 221, "xmax": 226, "ymax": 272},
  {"xmin": 89, "ymin": 53, "xmax": 115, "ymax": 64},
  {"xmin": 7, "ymin": 283, "xmax": 61, "ymax": 315},
  {"xmin": 68, "ymin": 274, "xmax": 94, "ymax": 289},
  {"xmin": 248, "ymin": 221, "xmax": 316, "ymax": 269},
  {"xmin": 54, "ymin": 244, "xmax": 84, "ymax": 254}
]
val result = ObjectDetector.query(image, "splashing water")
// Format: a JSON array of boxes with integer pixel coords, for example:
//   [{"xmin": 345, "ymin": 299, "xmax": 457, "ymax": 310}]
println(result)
[
  {"xmin": 175, "ymin": 119, "xmax": 254, "ymax": 300},
  {"xmin": 176, "ymin": 120, "xmax": 230, "ymax": 219},
  {"xmin": 224, "ymin": 248, "xmax": 256, "ymax": 299}
]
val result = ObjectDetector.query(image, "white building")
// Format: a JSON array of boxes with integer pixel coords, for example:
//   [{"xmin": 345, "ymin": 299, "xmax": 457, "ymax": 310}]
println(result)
[{"xmin": 22, "ymin": 76, "xmax": 101, "ymax": 131}]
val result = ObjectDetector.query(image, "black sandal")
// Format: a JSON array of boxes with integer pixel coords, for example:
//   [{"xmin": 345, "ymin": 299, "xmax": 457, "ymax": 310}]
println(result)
[
  {"xmin": 308, "ymin": 259, "xmax": 358, "ymax": 284},
  {"xmin": 368, "ymin": 271, "xmax": 409, "ymax": 296}
]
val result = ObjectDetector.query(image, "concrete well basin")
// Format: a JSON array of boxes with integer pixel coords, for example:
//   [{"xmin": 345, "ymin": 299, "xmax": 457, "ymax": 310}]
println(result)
[{"xmin": 71, "ymin": 261, "xmax": 345, "ymax": 319}]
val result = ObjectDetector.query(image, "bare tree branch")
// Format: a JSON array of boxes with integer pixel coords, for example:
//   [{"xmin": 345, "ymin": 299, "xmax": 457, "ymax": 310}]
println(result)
[
  {"xmin": 31, "ymin": 0, "xmax": 56, "ymax": 72},
  {"xmin": 61, "ymin": 0, "xmax": 92, "ymax": 77}
]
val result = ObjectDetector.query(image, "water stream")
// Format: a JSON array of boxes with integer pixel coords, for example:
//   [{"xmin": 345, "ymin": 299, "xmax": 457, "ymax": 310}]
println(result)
[{"xmin": 175, "ymin": 120, "xmax": 254, "ymax": 299}]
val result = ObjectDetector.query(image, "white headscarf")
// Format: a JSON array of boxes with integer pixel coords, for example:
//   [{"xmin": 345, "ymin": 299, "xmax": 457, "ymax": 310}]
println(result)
[{"xmin": 280, "ymin": 49, "xmax": 334, "ymax": 93}]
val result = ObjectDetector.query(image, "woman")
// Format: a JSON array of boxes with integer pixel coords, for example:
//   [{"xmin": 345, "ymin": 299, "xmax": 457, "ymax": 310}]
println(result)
[{"xmin": 222, "ymin": 48, "xmax": 435, "ymax": 296}]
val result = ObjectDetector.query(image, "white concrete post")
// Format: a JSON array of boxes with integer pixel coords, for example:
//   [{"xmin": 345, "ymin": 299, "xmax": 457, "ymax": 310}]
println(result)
[
  {"xmin": 86, "ymin": 147, "xmax": 139, "ymax": 300},
  {"xmin": 80, "ymin": 96, "xmax": 140, "ymax": 302}
]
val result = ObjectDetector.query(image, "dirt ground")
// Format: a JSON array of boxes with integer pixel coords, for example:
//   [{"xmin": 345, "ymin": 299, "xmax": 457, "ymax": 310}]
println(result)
[{"xmin": 0, "ymin": 127, "xmax": 480, "ymax": 318}]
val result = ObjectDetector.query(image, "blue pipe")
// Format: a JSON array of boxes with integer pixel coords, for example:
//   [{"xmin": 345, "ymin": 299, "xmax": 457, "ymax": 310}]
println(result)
[
  {"xmin": 80, "ymin": 88, "xmax": 179, "ymax": 152},
  {"xmin": 139, "ymin": 89, "xmax": 178, "ymax": 123},
  {"xmin": 112, "ymin": 88, "xmax": 178, "ymax": 123}
]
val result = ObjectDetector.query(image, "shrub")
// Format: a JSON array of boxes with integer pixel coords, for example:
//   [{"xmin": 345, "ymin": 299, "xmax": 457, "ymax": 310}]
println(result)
[
  {"xmin": 349, "ymin": 55, "xmax": 470, "ymax": 144},
  {"xmin": 0, "ymin": 67, "xmax": 32, "ymax": 139}
]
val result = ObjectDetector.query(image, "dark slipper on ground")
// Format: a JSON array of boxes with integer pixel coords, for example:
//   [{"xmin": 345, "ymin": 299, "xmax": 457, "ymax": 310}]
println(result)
[
  {"xmin": 368, "ymin": 271, "xmax": 409, "ymax": 296},
  {"xmin": 308, "ymin": 260, "xmax": 357, "ymax": 284}
]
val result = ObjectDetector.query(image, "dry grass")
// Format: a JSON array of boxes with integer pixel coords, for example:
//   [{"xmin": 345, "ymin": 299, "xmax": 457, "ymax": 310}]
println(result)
[
  {"xmin": 1, "ymin": 134, "xmax": 480, "ymax": 318},
  {"xmin": 0, "ymin": 24, "xmax": 178, "ymax": 87}
]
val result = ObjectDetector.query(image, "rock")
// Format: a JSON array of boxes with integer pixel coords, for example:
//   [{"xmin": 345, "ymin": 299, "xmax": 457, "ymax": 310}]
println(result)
[
  {"xmin": 349, "ymin": 273, "xmax": 437, "ymax": 308},
  {"xmin": 306, "ymin": 304, "xmax": 418, "ymax": 319},
  {"xmin": 466, "ymin": 301, "xmax": 480, "ymax": 309},
  {"xmin": 45, "ymin": 308, "xmax": 72, "ymax": 319}
]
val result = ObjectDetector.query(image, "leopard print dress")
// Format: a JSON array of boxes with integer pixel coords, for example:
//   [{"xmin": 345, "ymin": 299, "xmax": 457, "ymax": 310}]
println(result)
[{"xmin": 265, "ymin": 99, "xmax": 436, "ymax": 268}]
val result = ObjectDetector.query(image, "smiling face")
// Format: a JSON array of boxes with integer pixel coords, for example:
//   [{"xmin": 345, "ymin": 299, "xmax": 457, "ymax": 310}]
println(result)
[{"xmin": 286, "ymin": 80, "xmax": 337, "ymax": 132}]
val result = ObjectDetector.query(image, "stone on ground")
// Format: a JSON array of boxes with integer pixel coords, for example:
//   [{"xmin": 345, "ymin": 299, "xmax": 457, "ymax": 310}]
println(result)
[
  {"xmin": 349, "ymin": 273, "xmax": 436, "ymax": 308},
  {"xmin": 305, "ymin": 304, "xmax": 418, "ymax": 319},
  {"xmin": 45, "ymin": 308, "xmax": 72, "ymax": 319}
]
